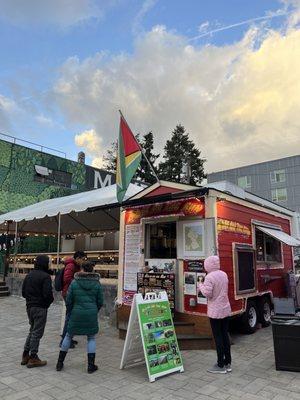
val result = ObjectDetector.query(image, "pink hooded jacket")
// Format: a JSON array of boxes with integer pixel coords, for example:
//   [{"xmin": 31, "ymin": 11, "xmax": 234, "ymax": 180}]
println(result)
[{"xmin": 198, "ymin": 255, "xmax": 231, "ymax": 319}]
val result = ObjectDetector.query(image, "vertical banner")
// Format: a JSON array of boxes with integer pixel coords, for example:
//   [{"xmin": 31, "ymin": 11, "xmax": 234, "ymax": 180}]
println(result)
[{"xmin": 120, "ymin": 292, "xmax": 184, "ymax": 382}]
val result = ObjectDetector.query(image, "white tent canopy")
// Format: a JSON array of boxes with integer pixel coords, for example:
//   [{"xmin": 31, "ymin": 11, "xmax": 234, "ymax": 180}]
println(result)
[{"xmin": 0, "ymin": 184, "xmax": 143, "ymax": 234}]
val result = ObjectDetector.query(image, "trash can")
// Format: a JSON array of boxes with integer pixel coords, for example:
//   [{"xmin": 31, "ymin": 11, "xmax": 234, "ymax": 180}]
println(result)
[{"xmin": 271, "ymin": 317, "xmax": 300, "ymax": 372}]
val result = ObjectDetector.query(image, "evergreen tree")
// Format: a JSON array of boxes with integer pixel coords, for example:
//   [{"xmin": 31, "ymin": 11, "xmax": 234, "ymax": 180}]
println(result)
[
  {"xmin": 135, "ymin": 132, "xmax": 159, "ymax": 184},
  {"xmin": 158, "ymin": 124, "xmax": 206, "ymax": 185},
  {"xmin": 102, "ymin": 140, "xmax": 117, "ymax": 172},
  {"xmin": 102, "ymin": 133, "xmax": 159, "ymax": 184}
]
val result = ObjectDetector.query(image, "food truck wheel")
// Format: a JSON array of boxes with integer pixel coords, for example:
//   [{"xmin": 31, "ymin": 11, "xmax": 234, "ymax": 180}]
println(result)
[
  {"xmin": 258, "ymin": 297, "xmax": 271, "ymax": 327},
  {"xmin": 240, "ymin": 300, "xmax": 258, "ymax": 334}
]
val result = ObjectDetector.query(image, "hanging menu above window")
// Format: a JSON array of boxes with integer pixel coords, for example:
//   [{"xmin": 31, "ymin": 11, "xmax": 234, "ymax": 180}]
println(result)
[{"xmin": 124, "ymin": 224, "xmax": 141, "ymax": 291}]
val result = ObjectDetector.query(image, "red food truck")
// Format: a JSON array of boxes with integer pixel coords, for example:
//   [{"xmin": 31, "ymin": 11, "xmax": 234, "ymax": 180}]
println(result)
[{"xmin": 117, "ymin": 181, "xmax": 300, "ymax": 348}]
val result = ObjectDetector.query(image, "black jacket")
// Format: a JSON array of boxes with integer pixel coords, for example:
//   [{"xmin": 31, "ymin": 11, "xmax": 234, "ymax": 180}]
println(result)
[{"xmin": 22, "ymin": 268, "xmax": 54, "ymax": 309}]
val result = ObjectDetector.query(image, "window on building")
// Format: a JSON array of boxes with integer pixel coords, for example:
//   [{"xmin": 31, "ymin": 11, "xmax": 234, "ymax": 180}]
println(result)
[
  {"xmin": 255, "ymin": 228, "xmax": 282, "ymax": 263},
  {"xmin": 271, "ymin": 188, "xmax": 287, "ymax": 202},
  {"xmin": 270, "ymin": 169, "xmax": 286, "ymax": 183},
  {"xmin": 145, "ymin": 222, "xmax": 177, "ymax": 259},
  {"xmin": 34, "ymin": 165, "xmax": 72, "ymax": 188},
  {"xmin": 237, "ymin": 175, "xmax": 251, "ymax": 189}
]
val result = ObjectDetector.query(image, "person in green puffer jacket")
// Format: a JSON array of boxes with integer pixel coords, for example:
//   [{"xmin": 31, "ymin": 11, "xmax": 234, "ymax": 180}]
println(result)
[{"xmin": 56, "ymin": 261, "xmax": 103, "ymax": 373}]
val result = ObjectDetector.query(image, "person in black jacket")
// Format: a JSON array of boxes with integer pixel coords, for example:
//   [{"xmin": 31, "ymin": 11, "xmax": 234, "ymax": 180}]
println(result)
[{"xmin": 21, "ymin": 254, "xmax": 54, "ymax": 368}]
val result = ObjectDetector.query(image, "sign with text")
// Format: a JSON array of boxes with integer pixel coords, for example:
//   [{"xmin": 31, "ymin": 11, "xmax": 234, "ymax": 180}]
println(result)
[
  {"xmin": 125, "ymin": 198, "xmax": 204, "ymax": 225},
  {"xmin": 120, "ymin": 292, "xmax": 184, "ymax": 382},
  {"xmin": 123, "ymin": 224, "xmax": 141, "ymax": 291}
]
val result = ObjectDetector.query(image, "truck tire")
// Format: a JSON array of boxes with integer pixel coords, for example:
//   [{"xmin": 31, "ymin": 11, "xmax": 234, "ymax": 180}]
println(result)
[
  {"xmin": 258, "ymin": 297, "xmax": 271, "ymax": 327},
  {"xmin": 240, "ymin": 300, "xmax": 258, "ymax": 334}
]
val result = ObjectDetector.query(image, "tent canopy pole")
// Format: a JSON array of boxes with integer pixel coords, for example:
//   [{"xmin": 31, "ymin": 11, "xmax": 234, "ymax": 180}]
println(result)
[{"xmin": 56, "ymin": 213, "xmax": 61, "ymax": 267}]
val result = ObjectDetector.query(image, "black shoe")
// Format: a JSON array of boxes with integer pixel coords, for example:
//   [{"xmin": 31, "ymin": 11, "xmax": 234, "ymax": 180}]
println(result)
[
  {"xmin": 72, "ymin": 340, "xmax": 78, "ymax": 345},
  {"xmin": 70, "ymin": 342, "xmax": 75, "ymax": 349},
  {"xmin": 56, "ymin": 351, "xmax": 67, "ymax": 371},
  {"xmin": 87, "ymin": 353, "xmax": 98, "ymax": 374}
]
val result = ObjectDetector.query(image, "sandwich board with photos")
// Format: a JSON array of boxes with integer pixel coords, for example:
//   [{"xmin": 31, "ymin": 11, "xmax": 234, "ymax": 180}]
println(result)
[{"xmin": 120, "ymin": 291, "xmax": 184, "ymax": 383}]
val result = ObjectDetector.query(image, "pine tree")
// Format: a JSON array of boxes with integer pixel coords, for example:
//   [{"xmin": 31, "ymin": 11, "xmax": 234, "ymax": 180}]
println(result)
[
  {"xmin": 102, "ymin": 133, "xmax": 159, "ymax": 184},
  {"xmin": 135, "ymin": 132, "xmax": 159, "ymax": 184},
  {"xmin": 102, "ymin": 140, "xmax": 117, "ymax": 172},
  {"xmin": 158, "ymin": 124, "xmax": 206, "ymax": 185}
]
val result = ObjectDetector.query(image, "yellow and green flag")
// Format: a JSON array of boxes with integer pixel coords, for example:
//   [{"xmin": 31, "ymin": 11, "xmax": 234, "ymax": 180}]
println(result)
[{"xmin": 116, "ymin": 114, "xmax": 142, "ymax": 203}]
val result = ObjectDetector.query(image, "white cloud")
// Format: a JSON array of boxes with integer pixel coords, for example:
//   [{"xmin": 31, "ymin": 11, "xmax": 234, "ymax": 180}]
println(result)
[
  {"xmin": 75, "ymin": 129, "xmax": 103, "ymax": 166},
  {"xmin": 132, "ymin": 0, "xmax": 158, "ymax": 34},
  {"xmin": 0, "ymin": 0, "xmax": 114, "ymax": 28},
  {"xmin": 54, "ymin": 15, "xmax": 300, "ymax": 173}
]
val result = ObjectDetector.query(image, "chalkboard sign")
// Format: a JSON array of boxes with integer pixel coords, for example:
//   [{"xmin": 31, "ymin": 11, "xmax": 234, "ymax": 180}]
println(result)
[{"xmin": 235, "ymin": 247, "xmax": 256, "ymax": 294}]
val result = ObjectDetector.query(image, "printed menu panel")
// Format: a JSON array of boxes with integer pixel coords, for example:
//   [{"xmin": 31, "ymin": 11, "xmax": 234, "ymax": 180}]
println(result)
[
  {"xmin": 138, "ymin": 299, "xmax": 183, "ymax": 377},
  {"xmin": 137, "ymin": 273, "xmax": 175, "ymax": 311},
  {"xmin": 124, "ymin": 224, "xmax": 141, "ymax": 291}
]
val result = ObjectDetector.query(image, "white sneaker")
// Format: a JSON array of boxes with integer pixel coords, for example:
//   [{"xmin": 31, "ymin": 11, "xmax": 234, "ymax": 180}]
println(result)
[
  {"xmin": 225, "ymin": 364, "xmax": 232, "ymax": 372},
  {"xmin": 207, "ymin": 364, "xmax": 227, "ymax": 374}
]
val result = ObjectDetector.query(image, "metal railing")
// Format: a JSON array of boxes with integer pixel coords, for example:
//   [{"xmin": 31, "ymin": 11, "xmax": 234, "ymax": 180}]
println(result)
[{"xmin": 0, "ymin": 132, "xmax": 66, "ymax": 158}]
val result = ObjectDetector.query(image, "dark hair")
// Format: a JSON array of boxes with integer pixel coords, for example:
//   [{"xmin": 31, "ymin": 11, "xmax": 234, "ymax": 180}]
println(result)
[
  {"xmin": 34, "ymin": 255, "xmax": 50, "ymax": 271},
  {"xmin": 82, "ymin": 261, "xmax": 94, "ymax": 273},
  {"xmin": 74, "ymin": 251, "xmax": 86, "ymax": 260}
]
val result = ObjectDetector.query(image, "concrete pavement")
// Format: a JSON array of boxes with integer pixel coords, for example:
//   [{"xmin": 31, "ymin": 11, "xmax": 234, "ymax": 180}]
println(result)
[{"xmin": 0, "ymin": 296, "xmax": 300, "ymax": 400}]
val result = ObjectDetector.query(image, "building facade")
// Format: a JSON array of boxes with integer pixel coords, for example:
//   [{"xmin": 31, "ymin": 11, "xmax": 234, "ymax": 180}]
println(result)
[
  {"xmin": 207, "ymin": 155, "xmax": 300, "ymax": 212},
  {"xmin": 0, "ymin": 136, "xmax": 115, "ymax": 214}
]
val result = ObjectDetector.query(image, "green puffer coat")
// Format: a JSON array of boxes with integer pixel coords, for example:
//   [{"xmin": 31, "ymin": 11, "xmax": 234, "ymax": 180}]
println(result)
[{"xmin": 66, "ymin": 272, "xmax": 104, "ymax": 336}]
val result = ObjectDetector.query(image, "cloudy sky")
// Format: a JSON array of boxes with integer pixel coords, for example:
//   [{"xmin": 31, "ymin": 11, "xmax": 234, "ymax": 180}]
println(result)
[{"xmin": 0, "ymin": 0, "xmax": 300, "ymax": 173}]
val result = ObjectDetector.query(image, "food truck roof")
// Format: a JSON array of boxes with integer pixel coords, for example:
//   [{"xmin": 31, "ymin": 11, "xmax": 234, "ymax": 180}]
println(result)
[{"xmin": 124, "ymin": 180, "xmax": 296, "ymax": 218}]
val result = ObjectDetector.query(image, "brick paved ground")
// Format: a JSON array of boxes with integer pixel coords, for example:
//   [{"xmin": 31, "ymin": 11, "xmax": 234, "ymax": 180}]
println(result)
[{"xmin": 1, "ymin": 296, "xmax": 300, "ymax": 400}]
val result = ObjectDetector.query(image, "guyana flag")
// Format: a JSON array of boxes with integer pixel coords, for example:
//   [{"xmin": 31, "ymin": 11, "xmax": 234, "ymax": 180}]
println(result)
[{"xmin": 116, "ymin": 114, "xmax": 142, "ymax": 203}]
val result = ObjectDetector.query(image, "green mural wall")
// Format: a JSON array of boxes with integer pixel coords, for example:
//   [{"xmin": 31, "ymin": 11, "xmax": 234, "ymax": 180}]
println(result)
[{"xmin": 0, "ymin": 139, "xmax": 86, "ymax": 214}]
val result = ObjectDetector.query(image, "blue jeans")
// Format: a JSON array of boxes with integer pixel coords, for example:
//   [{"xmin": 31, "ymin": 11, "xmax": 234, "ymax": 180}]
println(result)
[
  {"xmin": 61, "ymin": 300, "xmax": 71, "ymax": 342},
  {"xmin": 61, "ymin": 333, "xmax": 96, "ymax": 353}
]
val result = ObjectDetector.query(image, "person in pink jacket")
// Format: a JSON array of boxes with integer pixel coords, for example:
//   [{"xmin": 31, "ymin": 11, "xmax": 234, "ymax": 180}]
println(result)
[{"xmin": 198, "ymin": 255, "xmax": 232, "ymax": 374}]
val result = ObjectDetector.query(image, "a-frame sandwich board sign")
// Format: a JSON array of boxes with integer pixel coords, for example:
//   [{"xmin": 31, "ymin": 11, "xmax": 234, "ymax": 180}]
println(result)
[{"xmin": 120, "ymin": 291, "xmax": 184, "ymax": 382}]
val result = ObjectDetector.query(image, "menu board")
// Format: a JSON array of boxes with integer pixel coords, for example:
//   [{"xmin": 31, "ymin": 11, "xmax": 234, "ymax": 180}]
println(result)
[
  {"xmin": 120, "ymin": 292, "xmax": 184, "ymax": 382},
  {"xmin": 139, "ymin": 297, "xmax": 183, "ymax": 379},
  {"xmin": 137, "ymin": 273, "xmax": 175, "ymax": 311},
  {"xmin": 124, "ymin": 224, "xmax": 141, "ymax": 291}
]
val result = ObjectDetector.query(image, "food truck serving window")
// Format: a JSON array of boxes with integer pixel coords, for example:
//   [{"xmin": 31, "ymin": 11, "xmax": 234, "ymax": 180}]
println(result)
[
  {"xmin": 255, "ymin": 228, "xmax": 282, "ymax": 263},
  {"xmin": 146, "ymin": 222, "xmax": 177, "ymax": 259}
]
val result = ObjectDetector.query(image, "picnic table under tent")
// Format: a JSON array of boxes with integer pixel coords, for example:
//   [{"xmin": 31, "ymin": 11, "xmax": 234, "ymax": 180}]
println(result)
[{"xmin": 0, "ymin": 183, "xmax": 144, "ymax": 278}]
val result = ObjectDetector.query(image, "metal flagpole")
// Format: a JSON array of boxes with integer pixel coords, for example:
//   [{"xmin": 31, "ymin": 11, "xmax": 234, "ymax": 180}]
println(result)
[
  {"xmin": 118, "ymin": 110, "xmax": 160, "ymax": 182},
  {"xmin": 56, "ymin": 213, "xmax": 61, "ymax": 267}
]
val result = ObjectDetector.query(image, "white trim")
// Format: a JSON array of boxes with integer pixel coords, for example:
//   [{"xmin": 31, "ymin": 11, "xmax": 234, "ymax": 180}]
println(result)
[{"xmin": 209, "ymin": 188, "xmax": 294, "ymax": 219}]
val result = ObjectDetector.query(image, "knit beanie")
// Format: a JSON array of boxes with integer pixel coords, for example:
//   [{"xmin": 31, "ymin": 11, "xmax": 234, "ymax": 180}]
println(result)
[{"xmin": 34, "ymin": 255, "xmax": 50, "ymax": 271}]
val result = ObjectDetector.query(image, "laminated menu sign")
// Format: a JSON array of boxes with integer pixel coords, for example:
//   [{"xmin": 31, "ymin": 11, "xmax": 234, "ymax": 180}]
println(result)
[
  {"xmin": 120, "ymin": 292, "xmax": 184, "ymax": 382},
  {"xmin": 137, "ymin": 273, "xmax": 175, "ymax": 311},
  {"xmin": 124, "ymin": 224, "xmax": 141, "ymax": 291}
]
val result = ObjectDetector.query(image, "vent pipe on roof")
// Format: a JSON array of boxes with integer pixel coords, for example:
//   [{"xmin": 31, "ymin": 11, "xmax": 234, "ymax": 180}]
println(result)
[{"xmin": 78, "ymin": 151, "xmax": 85, "ymax": 164}]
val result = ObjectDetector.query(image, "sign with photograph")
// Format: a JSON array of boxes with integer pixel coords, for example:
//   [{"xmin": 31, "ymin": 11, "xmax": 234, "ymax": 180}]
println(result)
[
  {"xmin": 184, "ymin": 272, "xmax": 197, "ymax": 295},
  {"xmin": 137, "ymin": 273, "xmax": 175, "ymax": 311},
  {"xmin": 183, "ymin": 221, "xmax": 205, "ymax": 257},
  {"xmin": 120, "ymin": 292, "xmax": 184, "ymax": 383},
  {"xmin": 196, "ymin": 273, "xmax": 207, "ymax": 304}
]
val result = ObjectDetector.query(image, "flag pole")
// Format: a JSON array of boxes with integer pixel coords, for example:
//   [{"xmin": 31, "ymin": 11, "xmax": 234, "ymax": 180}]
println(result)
[{"xmin": 118, "ymin": 110, "xmax": 160, "ymax": 182}]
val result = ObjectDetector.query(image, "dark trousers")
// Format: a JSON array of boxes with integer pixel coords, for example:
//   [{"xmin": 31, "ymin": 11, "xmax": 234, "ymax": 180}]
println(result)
[
  {"xmin": 24, "ymin": 307, "xmax": 47, "ymax": 355},
  {"xmin": 210, "ymin": 317, "xmax": 231, "ymax": 368}
]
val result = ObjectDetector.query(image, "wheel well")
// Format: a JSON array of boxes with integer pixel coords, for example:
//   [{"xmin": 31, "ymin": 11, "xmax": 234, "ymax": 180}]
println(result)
[{"xmin": 244, "ymin": 294, "xmax": 272, "ymax": 310}]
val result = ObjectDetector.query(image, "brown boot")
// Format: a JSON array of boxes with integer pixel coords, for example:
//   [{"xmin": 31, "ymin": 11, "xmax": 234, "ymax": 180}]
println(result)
[
  {"xmin": 21, "ymin": 351, "xmax": 30, "ymax": 366},
  {"xmin": 27, "ymin": 354, "xmax": 47, "ymax": 368}
]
